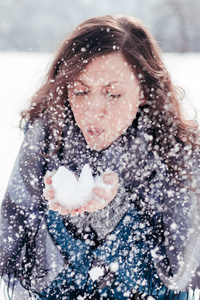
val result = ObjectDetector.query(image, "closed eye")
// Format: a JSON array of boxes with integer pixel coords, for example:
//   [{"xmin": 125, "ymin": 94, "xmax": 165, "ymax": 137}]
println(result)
[
  {"xmin": 74, "ymin": 88, "xmax": 90, "ymax": 96},
  {"xmin": 106, "ymin": 93, "xmax": 122, "ymax": 99}
]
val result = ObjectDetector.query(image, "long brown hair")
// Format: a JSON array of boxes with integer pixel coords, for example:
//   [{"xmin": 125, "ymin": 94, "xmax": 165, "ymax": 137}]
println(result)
[{"xmin": 21, "ymin": 15, "xmax": 199, "ymax": 175}]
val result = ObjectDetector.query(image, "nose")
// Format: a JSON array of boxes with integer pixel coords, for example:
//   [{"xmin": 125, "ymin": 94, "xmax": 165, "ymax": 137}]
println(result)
[{"xmin": 85, "ymin": 91, "xmax": 106, "ymax": 119}]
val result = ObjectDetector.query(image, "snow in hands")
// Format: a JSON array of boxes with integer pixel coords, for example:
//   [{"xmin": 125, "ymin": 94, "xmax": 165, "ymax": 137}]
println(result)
[{"xmin": 44, "ymin": 164, "xmax": 113, "ymax": 210}]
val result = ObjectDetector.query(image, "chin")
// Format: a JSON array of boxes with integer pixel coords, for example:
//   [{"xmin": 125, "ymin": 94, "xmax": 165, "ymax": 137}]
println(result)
[
  {"xmin": 85, "ymin": 133, "xmax": 116, "ymax": 151},
  {"xmin": 86, "ymin": 139, "xmax": 109, "ymax": 152},
  {"xmin": 87, "ymin": 143, "xmax": 105, "ymax": 151}
]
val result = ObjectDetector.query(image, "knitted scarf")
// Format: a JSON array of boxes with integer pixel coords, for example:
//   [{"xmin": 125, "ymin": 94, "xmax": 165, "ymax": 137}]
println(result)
[
  {"xmin": 45, "ymin": 106, "xmax": 200, "ymax": 291},
  {"xmin": 0, "ymin": 107, "xmax": 200, "ymax": 299}
]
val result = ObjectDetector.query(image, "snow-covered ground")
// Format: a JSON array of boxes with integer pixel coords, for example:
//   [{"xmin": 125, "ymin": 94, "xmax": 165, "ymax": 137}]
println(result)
[{"xmin": 0, "ymin": 52, "xmax": 200, "ymax": 298}]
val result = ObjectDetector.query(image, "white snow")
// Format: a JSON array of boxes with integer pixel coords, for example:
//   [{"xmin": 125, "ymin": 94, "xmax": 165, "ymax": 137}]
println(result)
[
  {"xmin": 109, "ymin": 261, "xmax": 119, "ymax": 272},
  {"xmin": 89, "ymin": 266, "xmax": 104, "ymax": 281},
  {"xmin": 0, "ymin": 51, "xmax": 200, "ymax": 299},
  {"xmin": 51, "ymin": 165, "xmax": 95, "ymax": 209},
  {"xmin": 48, "ymin": 165, "xmax": 112, "ymax": 209}
]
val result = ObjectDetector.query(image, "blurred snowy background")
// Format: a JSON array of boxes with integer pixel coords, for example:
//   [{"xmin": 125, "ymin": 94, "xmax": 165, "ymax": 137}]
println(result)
[
  {"xmin": 0, "ymin": 0, "xmax": 200, "ymax": 298},
  {"xmin": 1, "ymin": 0, "xmax": 200, "ymax": 52}
]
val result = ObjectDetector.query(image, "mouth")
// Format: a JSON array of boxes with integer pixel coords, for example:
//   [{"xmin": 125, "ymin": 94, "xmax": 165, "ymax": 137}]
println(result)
[{"xmin": 87, "ymin": 127, "xmax": 104, "ymax": 137}]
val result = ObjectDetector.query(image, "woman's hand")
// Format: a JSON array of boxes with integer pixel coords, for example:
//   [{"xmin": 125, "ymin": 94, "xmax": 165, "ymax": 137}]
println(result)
[
  {"xmin": 81, "ymin": 172, "xmax": 119, "ymax": 213},
  {"xmin": 43, "ymin": 171, "xmax": 119, "ymax": 216}
]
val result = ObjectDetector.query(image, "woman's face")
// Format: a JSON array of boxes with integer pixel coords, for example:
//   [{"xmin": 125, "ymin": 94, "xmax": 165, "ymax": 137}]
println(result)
[{"xmin": 68, "ymin": 53, "xmax": 142, "ymax": 151}]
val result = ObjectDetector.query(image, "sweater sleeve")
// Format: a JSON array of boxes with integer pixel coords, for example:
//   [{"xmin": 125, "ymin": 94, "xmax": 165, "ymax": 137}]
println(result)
[{"xmin": 0, "ymin": 117, "xmax": 48, "ymax": 275}]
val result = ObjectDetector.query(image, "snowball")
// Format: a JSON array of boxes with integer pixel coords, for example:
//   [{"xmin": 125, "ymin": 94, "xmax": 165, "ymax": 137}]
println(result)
[
  {"xmin": 51, "ymin": 165, "xmax": 95, "ymax": 209},
  {"xmin": 50, "ymin": 164, "xmax": 113, "ymax": 210}
]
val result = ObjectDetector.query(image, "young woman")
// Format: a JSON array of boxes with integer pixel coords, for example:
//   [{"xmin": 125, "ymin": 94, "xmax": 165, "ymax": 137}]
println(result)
[{"xmin": 0, "ymin": 15, "xmax": 200, "ymax": 299}]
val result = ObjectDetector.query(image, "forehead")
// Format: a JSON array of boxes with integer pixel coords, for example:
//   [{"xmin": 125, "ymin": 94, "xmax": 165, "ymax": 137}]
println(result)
[{"xmin": 77, "ymin": 53, "xmax": 135, "ymax": 85}]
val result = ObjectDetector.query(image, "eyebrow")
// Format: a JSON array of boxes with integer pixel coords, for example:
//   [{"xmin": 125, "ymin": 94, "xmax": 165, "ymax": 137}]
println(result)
[
  {"xmin": 74, "ymin": 79, "xmax": 121, "ymax": 87},
  {"xmin": 74, "ymin": 80, "xmax": 89, "ymax": 88}
]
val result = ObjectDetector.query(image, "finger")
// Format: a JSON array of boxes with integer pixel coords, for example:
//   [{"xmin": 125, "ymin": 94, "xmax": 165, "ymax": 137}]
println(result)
[
  {"xmin": 44, "ymin": 174, "xmax": 51, "ymax": 185},
  {"xmin": 70, "ymin": 208, "xmax": 79, "ymax": 216},
  {"xmin": 92, "ymin": 187, "xmax": 107, "ymax": 200},
  {"xmin": 76, "ymin": 207, "xmax": 85, "ymax": 214},
  {"xmin": 49, "ymin": 202, "xmax": 60, "ymax": 211},
  {"xmin": 45, "ymin": 176, "xmax": 52, "ymax": 185},
  {"xmin": 103, "ymin": 172, "xmax": 119, "ymax": 185},
  {"xmin": 44, "ymin": 170, "xmax": 56, "ymax": 185},
  {"xmin": 82, "ymin": 200, "xmax": 93, "ymax": 210},
  {"xmin": 82, "ymin": 200, "xmax": 97, "ymax": 212},
  {"xmin": 44, "ymin": 189, "xmax": 55, "ymax": 200},
  {"xmin": 60, "ymin": 207, "xmax": 69, "ymax": 215},
  {"xmin": 83, "ymin": 201, "xmax": 98, "ymax": 213}
]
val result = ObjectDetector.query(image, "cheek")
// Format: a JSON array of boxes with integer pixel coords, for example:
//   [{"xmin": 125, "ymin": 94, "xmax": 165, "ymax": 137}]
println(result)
[
  {"xmin": 69, "ymin": 98, "xmax": 84, "ymax": 120},
  {"xmin": 74, "ymin": 109, "xmax": 85, "ymax": 125},
  {"xmin": 125, "ymin": 95, "xmax": 139, "ymax": 115},
  {"xmin": 69, "ymin": 102, "xmax": 82, "ymax": 126},
  {"xmin": 111, "ymin": 101, "xmax": 138, "ymax": 127},
  {"xmin": 128, "ymin": 102, "xmax": 139, "ymax": 117},
  {"xmin": 112, "ymin": 98, "xmax": 138, "ymax": 117}
]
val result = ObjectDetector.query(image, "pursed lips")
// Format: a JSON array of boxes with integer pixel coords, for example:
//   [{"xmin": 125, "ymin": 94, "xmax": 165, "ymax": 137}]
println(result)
[{"xmin": 86, "ymin": 126, "xmax": 104, "ymax": 137}]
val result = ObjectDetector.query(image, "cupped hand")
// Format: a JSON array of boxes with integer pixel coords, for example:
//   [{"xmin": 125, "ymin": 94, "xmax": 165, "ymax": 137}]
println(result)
[
  {"xmin": 43, "ymin": 171, "xmax": 119, "ymax": 216},
  {"xmin": 81, "ymin": 172, "xmax": 119, "ymax": 213}
]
